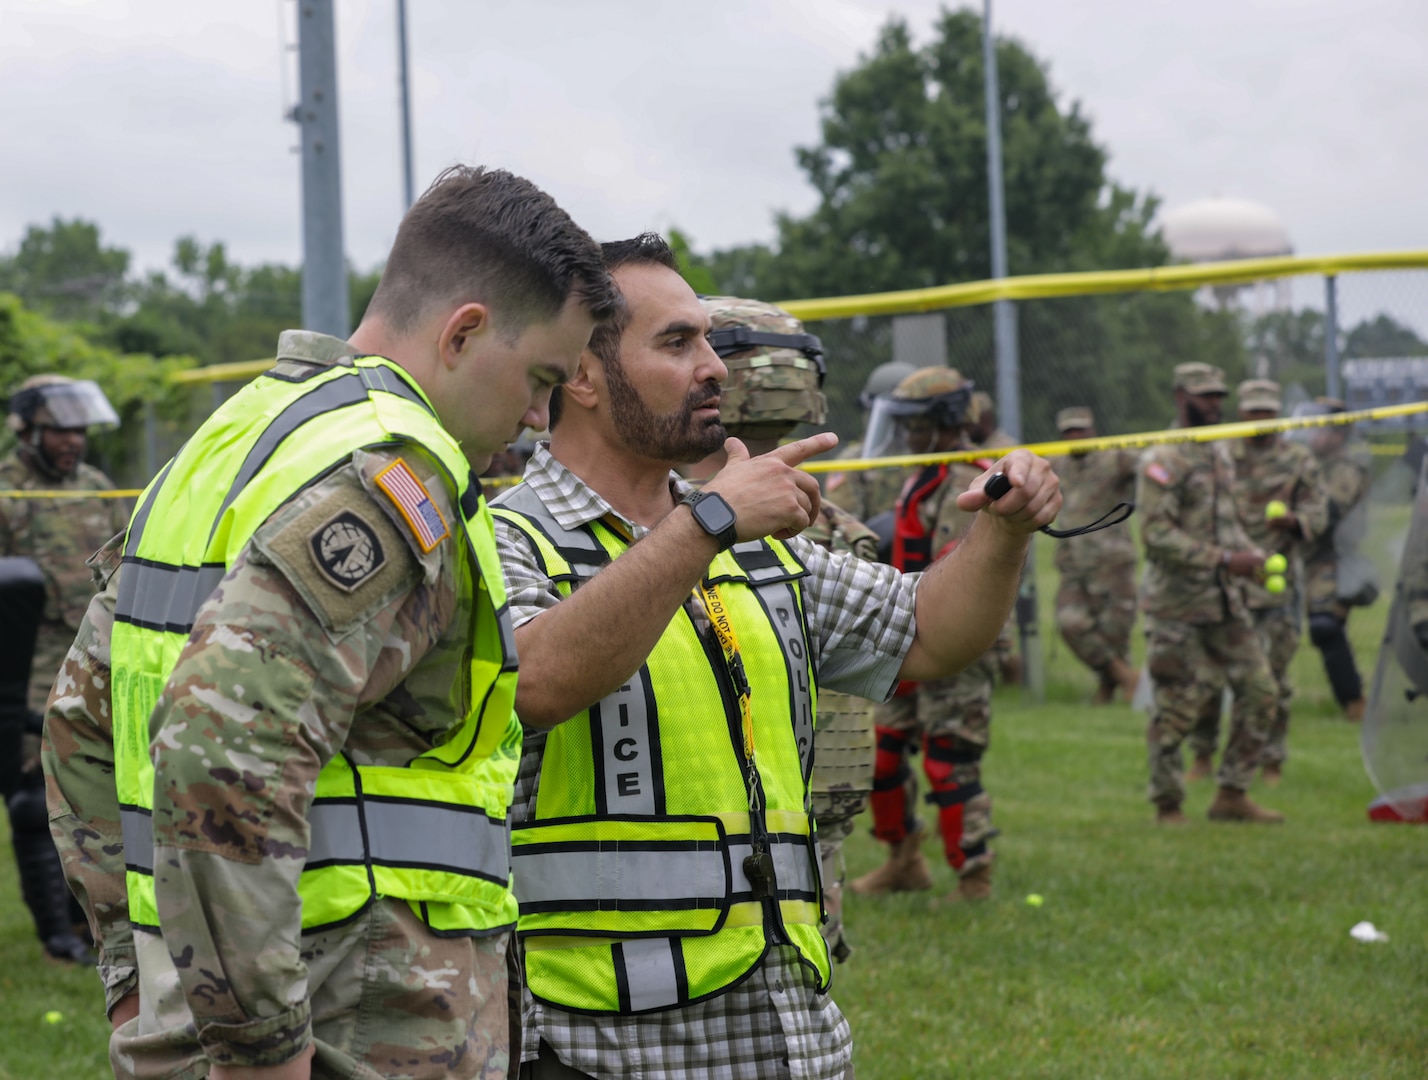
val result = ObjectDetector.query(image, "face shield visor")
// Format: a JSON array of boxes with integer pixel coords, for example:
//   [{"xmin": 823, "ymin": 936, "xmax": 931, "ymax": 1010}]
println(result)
[
  {"xmin": 863, "ymin": 387, "xmax": 972, "ymax": 459},
  {"xmin": 13, "ymin": 380, "xmax": 121, "ymax": 430}
]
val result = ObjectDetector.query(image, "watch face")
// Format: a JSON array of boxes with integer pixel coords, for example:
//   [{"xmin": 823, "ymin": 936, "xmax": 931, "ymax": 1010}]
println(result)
[{"xmin": 696, "ymin": 494, "xmax": 737, "ymax": 536}]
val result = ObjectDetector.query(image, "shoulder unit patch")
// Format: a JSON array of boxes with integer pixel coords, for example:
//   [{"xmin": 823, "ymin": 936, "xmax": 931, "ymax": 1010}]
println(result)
[
  {"xmin": 373, "ymin": 459, "xmax": 450, "ymax": 553},
  {"xmin": 308, "ymin": 509, "xmax": 386, "ymax": 592}
]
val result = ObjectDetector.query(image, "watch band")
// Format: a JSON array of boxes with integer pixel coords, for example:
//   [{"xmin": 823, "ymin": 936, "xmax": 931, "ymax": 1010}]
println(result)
[{"xmin": 681, "ymin": 490, "xmax": 739, "ymax": 551}]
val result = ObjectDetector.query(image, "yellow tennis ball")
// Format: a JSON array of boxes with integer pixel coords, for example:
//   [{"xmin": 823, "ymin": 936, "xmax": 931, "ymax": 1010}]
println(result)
[
  {"xmin": 43, "ymin": 1010, "xmax": 64, "ymax": 1025},
  {"xmin": 1025, "ymin": 893, "xmax": 1045, "ymax": 907},
  {"xmin": 1265, "ymin": 500, "xmax": 1289, "ymax": 520},
  {"xmin": 1264, "ymin": 554, "xmax": 1288, "ymax": 575},
  {"xmin": 1265, "ymin": 574, "xmax": 1286, "ymax": 595}
]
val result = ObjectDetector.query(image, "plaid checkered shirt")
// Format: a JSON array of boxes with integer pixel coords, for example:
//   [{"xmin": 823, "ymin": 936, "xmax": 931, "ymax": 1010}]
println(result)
[{"xmin": 493, "ymin": 443, "xmax": 921, "ymax": 1080}]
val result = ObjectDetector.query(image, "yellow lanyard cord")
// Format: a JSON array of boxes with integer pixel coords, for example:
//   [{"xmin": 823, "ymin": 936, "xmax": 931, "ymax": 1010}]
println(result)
[{"xmin": 695, "ymin": 580, "xmax": 760, "ymax": 801}]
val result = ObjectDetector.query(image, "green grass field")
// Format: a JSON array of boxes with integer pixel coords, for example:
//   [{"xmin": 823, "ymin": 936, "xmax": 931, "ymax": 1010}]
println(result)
[{"xmin": 1, "ymin": 510, "xmax": 1424, "ymax": 1078}]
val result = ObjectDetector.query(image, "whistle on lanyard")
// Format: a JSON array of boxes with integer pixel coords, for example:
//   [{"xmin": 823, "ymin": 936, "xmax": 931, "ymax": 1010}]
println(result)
[{"xmin": 983, "ymin": 471, "xmax": 1134, "ymax": 539}]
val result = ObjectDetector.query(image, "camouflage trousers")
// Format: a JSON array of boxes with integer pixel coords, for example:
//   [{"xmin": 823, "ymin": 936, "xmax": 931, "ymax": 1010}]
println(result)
[
  {"xmin": 811, "ymin": 691, "xmax": 874, "ymax": 963},
  {"xmin": 811, "ymin": 793, "xmax": 863, "ymax": 963},
  {"xmin": 872, "ymin": 654, "xmax": 996, "ymax": 876},
  {"xmin": 1189, "ymin": 606, "xmax": 1300, "ymax": 766},
  {"xmin": 1055, "ymin": 562, "xmax": 1137, "ymax": 675},
  {"xmin": 1144, "ymin": 616, "xmax": 1276, "ymax": 806},
  {"xmin": 112, "ymin": 900, "xmax": 510, "ymax": 1079}
]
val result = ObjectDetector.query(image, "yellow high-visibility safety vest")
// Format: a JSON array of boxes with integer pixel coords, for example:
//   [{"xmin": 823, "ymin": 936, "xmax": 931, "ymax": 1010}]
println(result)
[
  {"xmin": 493, "ymin": 483, "xmax": 831, "ymax": 1014},
  {"xmin": 111, "ymin": 355, "xmax": 521, "ymax": 935}
]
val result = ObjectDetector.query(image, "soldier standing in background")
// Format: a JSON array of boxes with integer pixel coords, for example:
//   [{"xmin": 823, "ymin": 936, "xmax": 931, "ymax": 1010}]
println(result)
[
  {"xmin": 852, "ymin": 367, "xmax": 1007, "ymax": 901},
  {"xmin": 823, "ymin": 360, "xmax": 914, "ymax": 524},
  {"xmin": 1050, "ymin": 406, "xmax": 1139, "ymax": 703},
  {"xmin": 1187, "ymin": 381, "xmax": 1328, "ymax": 783},
  {"xmin": 699, "ymin": 294, "xmax": 876, "ymax": 963},
  {"xmin": 0, "ymin": 375, "xmax": 125, "ymax": 965},
  {"xmin": 1138, "ymin": 363, "xmax": 1283, "ymax": 824},
  {"xmin": 1302, "ymin": 398, "xmax": 1376, "ymax": 721},
  {"xmin": 968, "ymin": 390, "xmax": 1016, "ymax": 450}
]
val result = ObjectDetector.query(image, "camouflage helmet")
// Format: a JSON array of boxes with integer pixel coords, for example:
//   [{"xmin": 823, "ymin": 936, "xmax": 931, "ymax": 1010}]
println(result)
[
  {"xmin": 702, "ymin": 295, "xmax": 827, "ymax": 440},
  {"xmin": 859, "ymin": 361, "xmax": 916, "ymax": 409},
  {"xmin": 7, "ymin": 374, "xmax": 120, "ymax": 433},
  {"xmin": 886, "ymin": 366, "xmax": 975, "ymax": 430}
]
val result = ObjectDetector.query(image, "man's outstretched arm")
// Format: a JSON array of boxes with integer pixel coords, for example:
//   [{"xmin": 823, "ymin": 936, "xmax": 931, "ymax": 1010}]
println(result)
[{"xmin": 898, "ymin": 449, "xmax": 1061, "ymax": 681}]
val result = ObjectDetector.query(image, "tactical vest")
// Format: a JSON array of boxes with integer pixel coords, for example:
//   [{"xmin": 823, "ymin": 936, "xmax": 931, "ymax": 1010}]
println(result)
[
  {"xmin": 892, "ymin": 464, "xmax": 947, "ymax": 573},
  {"xmin": 111, "ymin": 355, "xmax": 521, "ymax": 935},
  {"xmin": 493, "ymin": 484, "xmax": 830, "ymax": 1014}
]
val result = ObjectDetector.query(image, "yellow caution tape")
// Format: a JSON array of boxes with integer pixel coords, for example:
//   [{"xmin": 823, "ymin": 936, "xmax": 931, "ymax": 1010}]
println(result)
[
  {"xmin": 780, "ymin": 249, "xmax": 1428, "ymax": 321},
  {"xmin": 802, "ymin": 399, "xmax": 1428, "ymax": 474},
  {"xmin": 0, "ymin": 488, "xmax": 141, "ymax": 499},
  {"xmin": 1, "ymin": 401, "xmax": 1418, "ymax": 499}
]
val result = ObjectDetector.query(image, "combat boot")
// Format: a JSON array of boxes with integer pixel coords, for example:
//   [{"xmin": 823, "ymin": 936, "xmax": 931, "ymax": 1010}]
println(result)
[
  {"xmin": 1207, "ymin": 786, "xmax": 1284, "ymax": 824},
  {"xmin": 1345, "ymin": 698, "xmax": 1366, "ymax": 723},
  {"xmin": 1154, "ymin": 797, "xmax": 1186, "ymax": 825},
  {"xmin": 946, "ymin": 862, "xmax": 993, "ymax": 902},
  {"xmin": 850, "ymin": 822, "xmax": 933, "ymax": 894},
  {"xmin": 1261, "ymin": 761, "xmax": 1283, "ymax": 786},
  {"xmin": 1187, "ymin": 754, "xmax": 1214, "ymax": 782}
]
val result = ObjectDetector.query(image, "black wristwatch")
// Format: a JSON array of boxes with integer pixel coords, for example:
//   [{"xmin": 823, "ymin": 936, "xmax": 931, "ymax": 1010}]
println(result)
[{"xmin": 681, "ymin": 490, "xmax": 739, "ymax": 551}]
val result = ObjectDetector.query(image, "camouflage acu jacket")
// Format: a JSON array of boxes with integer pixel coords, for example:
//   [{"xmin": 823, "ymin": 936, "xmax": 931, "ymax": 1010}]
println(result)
[
  {"xmin": 0, "ymin": 449, "xmax": 129, "ymax": 629},
  {"xmin": 1228, "ymin": 437, "xmax": 1328, "ymax": 610},
  {"xmin": 804, "ymin": 501, "xmax": 878, "ymax": 560},
  {"xmin": 1137, "ymin": 439, "xmax": 1252, "ymax": 624},
  {"xmin": 43, "ymin": 339, "xmax": 502, "ymax": 1074},
  {"xmin": 1302, "ymin": 441, "xmax": 1373, "ymax": 568},
  {"xmin": 1049, "ymin": 448, "xmax": 1138, "ymax": 573},
  {"xmin": 823, "ymin": 439, "xmax": 910, "ymax": 523}
]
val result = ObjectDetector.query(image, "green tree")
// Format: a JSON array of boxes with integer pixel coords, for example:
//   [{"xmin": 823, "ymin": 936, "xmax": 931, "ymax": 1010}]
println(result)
[
  {"xmin": 0, "ymin": 218, "xmax": 130, "ymax": 320},
  {"xmin": 695, "ymin": 7, "xmax": 1243, "ymax": 440},
  {"xmin": 1344, "ymin": 313, "xmax": 1428, "ymax": 358}
]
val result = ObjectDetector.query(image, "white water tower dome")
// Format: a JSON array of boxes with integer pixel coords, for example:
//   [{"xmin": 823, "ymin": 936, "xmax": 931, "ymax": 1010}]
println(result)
[{"xmin": 1161, "ymin": 197, "xmax": 1293, "ymax": 262}]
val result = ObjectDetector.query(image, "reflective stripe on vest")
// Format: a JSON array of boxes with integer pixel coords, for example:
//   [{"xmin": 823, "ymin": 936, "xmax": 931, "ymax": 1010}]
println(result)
[
  {"xmin": 493, "ymin": 486, "xmax": 830, "ymax": 1013},
  {"xmin": 112, "ymin": 356, "xmax": 520, "ymax": 935}
]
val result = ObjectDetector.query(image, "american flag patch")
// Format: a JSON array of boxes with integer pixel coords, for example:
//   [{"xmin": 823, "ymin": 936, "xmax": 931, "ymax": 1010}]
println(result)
[
  {"xmin": 1145, "ymin": 462, "xmax": 1173, "ymax": 487},
  {"xmin": 374, "ymin": 460, "xmax": 450, "ymax": 553}
]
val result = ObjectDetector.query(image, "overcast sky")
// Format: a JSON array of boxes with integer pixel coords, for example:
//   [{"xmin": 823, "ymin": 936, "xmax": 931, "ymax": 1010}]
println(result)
[{"xmin": 2, "ymin": 0, "xmax": 1425, "ymax": 292}]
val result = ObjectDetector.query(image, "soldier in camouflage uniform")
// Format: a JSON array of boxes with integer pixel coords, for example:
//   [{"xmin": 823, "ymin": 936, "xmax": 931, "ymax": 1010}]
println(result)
[
  {"xmin": 701, "ymin": 295, "xmax": 877, "ymax": 963},
  {"xmin": 42, "ymin": 167, "xmax": 618, "ymax": 1080},
  {"xmin": 1049, "ymin": 407, "xmax": 1140, "ymax": 703},
  {"xmin": 851, "ymin": 367, "xmax": 1008, "ymax": 902},
  {"xmin": 823, "ymin": 360, "xmax": 915, "ymax": 525},
  {"xmin": 1301, "ymin": 398, "xmax": 1376, "ymax": 720},
  {"xmin": 1187, "ymin": 381, "xmax": 1329, "ymax": 784},
  {"xmin": 968, "ymin": 390, "xmax": 1017, "ymax": 451},
  {"xmin": 1, "ymin": 376, "xmax": 126, "ymax": 965},
  {"xmin": 1138, "ymin": 363, "xmax": 1283, "ymax": 824}
]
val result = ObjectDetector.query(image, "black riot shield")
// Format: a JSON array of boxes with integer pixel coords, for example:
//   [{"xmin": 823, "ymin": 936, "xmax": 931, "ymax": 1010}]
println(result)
[
  {"xmin": 0, "ymin": 557, "xmax": 46, "ymax": 798},
  {"xmin": 1363, "ymin": 460, "xmax": 1428, "ymax": 817}
]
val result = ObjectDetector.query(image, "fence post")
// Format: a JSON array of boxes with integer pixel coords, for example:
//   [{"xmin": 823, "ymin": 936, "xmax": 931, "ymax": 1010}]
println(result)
[{"xmin": 1325, "ymin": 274, "xmax": 1341, "ymax": 401}]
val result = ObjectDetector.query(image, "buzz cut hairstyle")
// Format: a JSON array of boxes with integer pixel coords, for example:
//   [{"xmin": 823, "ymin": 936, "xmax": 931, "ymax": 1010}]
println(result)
[
  {"xmin": 548, "ymin": 232, "xmax": 681, "ymax": 429},
  {"xmin": 366, "ymin": 165, "xmax": 620, "ymax": 336}
]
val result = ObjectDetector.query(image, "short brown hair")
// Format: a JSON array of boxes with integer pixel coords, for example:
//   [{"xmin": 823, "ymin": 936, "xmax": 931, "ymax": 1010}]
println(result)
[{"xmin": 367, "ymin": 165, "xmax": 619, "ymax": 336}]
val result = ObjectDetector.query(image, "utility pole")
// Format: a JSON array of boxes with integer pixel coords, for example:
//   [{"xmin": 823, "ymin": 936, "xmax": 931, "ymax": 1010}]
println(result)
[
  {"xmin": 1324, "ymin": 274, "xmax": 1341, "ymax": 400},
  {"xmin": 396, "ymin": 0, "xmax": 416, "ymax": 210},
  {"xmin": 983, "ymin": 1, "xmax": 1042, "ymax": 701},
  {"xmin": 292, "ymin": 0, "xmax": 350, "ymax": 337},
  {"xmin": 983, "ymin": 0, "xmax": 1019, "ymax": 439}
]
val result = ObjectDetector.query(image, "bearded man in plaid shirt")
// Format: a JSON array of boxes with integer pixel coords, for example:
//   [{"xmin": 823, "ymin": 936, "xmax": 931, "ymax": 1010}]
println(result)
[{"xmin": 492, "ymin": 233, "xmax": 1061, "ymax": 1080}]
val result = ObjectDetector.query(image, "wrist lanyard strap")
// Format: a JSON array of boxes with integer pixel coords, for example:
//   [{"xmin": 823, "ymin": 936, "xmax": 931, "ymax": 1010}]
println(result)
[{"xmin": 695, "ymin": 580, "xmax": 760, "ymax": 811}]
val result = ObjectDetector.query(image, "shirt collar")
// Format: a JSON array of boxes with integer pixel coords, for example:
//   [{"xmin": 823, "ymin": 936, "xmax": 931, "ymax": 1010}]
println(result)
[
  {"xmin": 274, "ymin": 329, "xmax": 355, "ymax": 365},
  {"xmin": 520, "ymin": 442, "xmax": 693, "ymax": 539}
]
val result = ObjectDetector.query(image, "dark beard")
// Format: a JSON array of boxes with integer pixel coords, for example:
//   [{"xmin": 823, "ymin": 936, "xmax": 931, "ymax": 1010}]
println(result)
[
  {"xmin": 1185, "ymin": 399, "xmax": 1219, "ymax": 428},
  {"xmin": 605, "ymin": 362, "xmax": 726, "ymax": 464}
]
